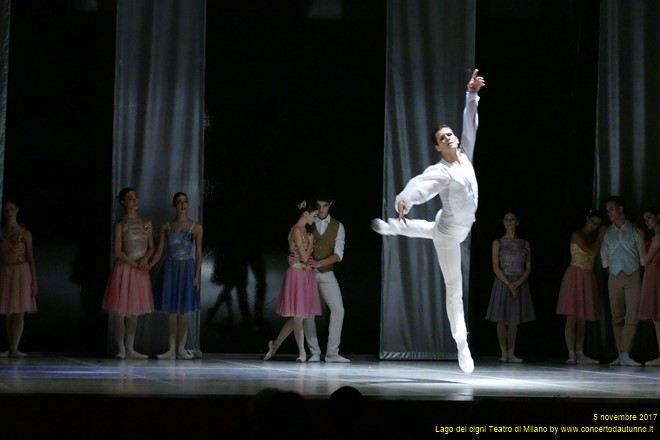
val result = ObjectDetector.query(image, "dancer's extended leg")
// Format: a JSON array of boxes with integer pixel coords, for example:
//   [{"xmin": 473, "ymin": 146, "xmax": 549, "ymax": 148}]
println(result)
[{"xmin": 371, "ymin": 218, "xmax": 436, "ymax": 239}]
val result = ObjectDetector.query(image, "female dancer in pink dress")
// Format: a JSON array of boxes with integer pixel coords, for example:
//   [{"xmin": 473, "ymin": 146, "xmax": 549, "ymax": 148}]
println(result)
[
  {"xmin": 102, "ymin": 188, "xmax": 155, "ymax": 359},
  {"xmin": 556, "ymin": 210, "xmax": 606, "ymax": 365},
  {"xmin": 264, "ymin": 202, "xmax": 322, "ymax": 362},
  {"xmin": 0, "ymin": 201, "xmax": 38, "ymax": 358},
  {"xmin": 639, "ymin": 207, "xmax": 660, "ymax": 366}
]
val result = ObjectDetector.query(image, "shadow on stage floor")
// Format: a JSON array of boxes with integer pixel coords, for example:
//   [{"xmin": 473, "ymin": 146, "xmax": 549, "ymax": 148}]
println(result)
[{"xmin": 1, "ymin": 354, "xmax": 659, "ymax": 438}]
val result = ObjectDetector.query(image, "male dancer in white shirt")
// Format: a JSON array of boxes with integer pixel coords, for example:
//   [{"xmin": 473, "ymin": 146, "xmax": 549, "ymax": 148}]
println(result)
[
  {"xmin": 304, "ymin": 194, "xmax": 349, "ymax": 363},
  {"xmin": 371, "ymin": 69, "xmax": 485, "ymax": 374}
]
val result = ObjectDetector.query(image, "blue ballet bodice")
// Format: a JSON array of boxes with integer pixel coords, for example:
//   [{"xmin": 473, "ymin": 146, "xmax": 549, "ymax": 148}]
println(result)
[{"xmin": 167, "ymin": 226, "xmax": 195, "ymax": 260}]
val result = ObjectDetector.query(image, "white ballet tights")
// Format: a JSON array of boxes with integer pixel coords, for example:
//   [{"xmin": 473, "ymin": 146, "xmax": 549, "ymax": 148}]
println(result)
[{"xmin": 379, "ymin": 218, "xmax": 473, "ymax": 373}]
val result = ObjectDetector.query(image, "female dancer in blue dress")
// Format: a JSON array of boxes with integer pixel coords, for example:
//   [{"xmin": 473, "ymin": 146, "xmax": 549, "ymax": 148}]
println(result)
[{"xmin": 150, "ymin": 192, "xmax": 203, "ymax": 360}]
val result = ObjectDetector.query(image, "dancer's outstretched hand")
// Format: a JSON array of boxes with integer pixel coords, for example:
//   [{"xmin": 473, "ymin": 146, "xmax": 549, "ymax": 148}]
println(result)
[{"xmin": 467, "ymin": 69, "xmax": 485, "ymax": 93}]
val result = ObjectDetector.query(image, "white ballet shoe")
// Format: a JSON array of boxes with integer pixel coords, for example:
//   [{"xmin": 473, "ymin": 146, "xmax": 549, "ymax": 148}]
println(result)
[
  {"xmin": 263, "ymin": 340, "xmax": 278, "ymax": 361},
  {"xmin": 157, "ymin": 350, "xmax": 176, "ymax": 360},
  {"xmin": 457, "ymin": 344, "xmax": 474, "ymax": 374},
  {"xmin": 370, "ymin": 219, "xmax": 394, "ymax": 235},
  {"xmin": 507, "ymin": 351, "xmax": 523, "ymax": 363},
  {"xmin": 644, "ymin": 357, "xmax": 660, "ymax": 367},
  {"xmin": 126, "ymin": 350, "xmax": 148, "ymax": 360},
  {"xmin": 576, "ymin": 354, "xmax": 599, "ymax": 365},
  {"xmin": 619, "ymin": 352, "xmax": 641, "ymax": 367}
]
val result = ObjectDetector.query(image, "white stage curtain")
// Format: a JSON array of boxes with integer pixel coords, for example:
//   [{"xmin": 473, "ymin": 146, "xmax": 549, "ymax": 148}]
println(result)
[
  {"xmin": 111, "ymin": 0, "xmax": 206, "ymax": 356},
  {"xmin": 380, "ymin": 0, "xmax": 476, "ymax": 359},
  {"xmin": 594, "ymin": 0, "xmax": 660, "ymax": 213}
]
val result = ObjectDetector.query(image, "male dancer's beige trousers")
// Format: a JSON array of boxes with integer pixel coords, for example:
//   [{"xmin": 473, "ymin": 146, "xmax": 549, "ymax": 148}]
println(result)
[
  {"xmin": 304, "ymin": 271, "xmax": 344, "ymax": 356},
  {"xmin": 608, "ymin": 270, "xmax": 641, "ymax": 353}
]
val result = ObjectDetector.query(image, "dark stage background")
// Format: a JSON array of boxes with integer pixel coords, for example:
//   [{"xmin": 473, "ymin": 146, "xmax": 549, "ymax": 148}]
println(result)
[{"xmin": 6, "ymin": 0, "xmax": 648, "ymax": 363}]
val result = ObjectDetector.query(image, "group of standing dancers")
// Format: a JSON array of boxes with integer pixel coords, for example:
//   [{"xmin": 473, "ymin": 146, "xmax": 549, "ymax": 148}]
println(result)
[
  {"xmin": 102, "ymin": 188, "xmax": 204, "ymax": 360},
  {"xmin": 2, "ymin": 69, "xmax": 658, "ymax": 373}
]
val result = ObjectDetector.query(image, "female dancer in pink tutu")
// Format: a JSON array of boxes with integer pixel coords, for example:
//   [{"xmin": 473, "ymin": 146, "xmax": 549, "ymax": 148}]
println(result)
[
  {"xmin": 639, "ymin": 207, "xmax": 660, "ymax": 366},
  {"xmin": 102, "ymin": 188, "xmax": 155, "ymax": 359},
  {"xmin": 0, "ymin": 200, "xmax": 38, "ymax": 358},
  {"xmin": 556, "ymin": 210, "xmax": 606, "ymax": 365},
  {"xmin": 264, "ymin": 201, "xmax": 322, "ymax": 362}
]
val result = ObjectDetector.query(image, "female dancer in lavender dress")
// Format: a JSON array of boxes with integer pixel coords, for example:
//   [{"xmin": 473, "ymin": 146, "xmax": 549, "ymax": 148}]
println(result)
[
  {"xmin": 485, "ymin": 212, "xmax": 535, "ymax": 363},
  {"xmin": 264, "ymin": 202, "xmax": 322, "ymax": 362},
  {"xmin": 150, "ymin": 192, "xmax": 203, "ymax": 360}
]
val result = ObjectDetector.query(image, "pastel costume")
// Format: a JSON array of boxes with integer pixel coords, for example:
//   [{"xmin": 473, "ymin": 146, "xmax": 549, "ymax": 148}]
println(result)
[
  {"xmin": 600, "ymin": 221, "xmax": 645, "ymax": 353},
  {"xmin": 0, "ymin": 228, "xmax": 36, "ymax": 314},
  {"xmin": 556, "ymin": 242, "xmax": 599, "ymax": 320},
  {"xmin": 486, "ymin": 239, "xmax": 536, "ymax": 325},
  {"xmin": 639, "ymin": 241, "xmax": 660, "ymax": 320},
  {"xmin": 276, "ymin": 229, "xmax": 321, "ymax": 318},
  {"xmin": 154, "ymin": 223, "xmax": 199, "ymax": 314},
  {"xmin": 102, "ymin": 220, "xmax": 154, "ymax": 316}
]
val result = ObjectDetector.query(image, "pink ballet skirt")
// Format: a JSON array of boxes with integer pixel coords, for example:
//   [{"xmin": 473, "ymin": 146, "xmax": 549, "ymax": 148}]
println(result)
[
  {"xmin": 0, "ymin": 263, "xmax": 36, "ymax": 314},
  {"xmin": 556, "ymin": 266, "xmax": 599, "ymax": 320},
  {"xmin": 276, "ymin": 265, "xmax": 321, "ymax": 318},
  {"xmin": 102, "ymin": 260, "xmax": 154, "ymax": 317},
  {"xmin": 639, "ymin": 262, "xmax": 660, "ymax": 321}
]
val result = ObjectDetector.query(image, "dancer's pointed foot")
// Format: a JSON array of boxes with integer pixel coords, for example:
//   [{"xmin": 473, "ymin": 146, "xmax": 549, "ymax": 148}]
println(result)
[
  {"xmin": 370, "ymin": 219, "xmax": 394, "ymax": 236},
  {"xmin": 576, "ymin": 354, "xmax": 599, "ymax": 365},
  {"xmin": 458, "ymin": 345, "xmax": 474, "ymax": 374},
  {"xmin": 157, "ymin": 350, "xmax": 176, "ymax": 360},
  {"xmin": 115, "ymin": 349, "xmax": 126, "ymax": 360},
  {"xmin": 566, "ymin": 353, "xmax": 577, "ymax": 365},
  {"xmin": 498, "ymin": 354, "xmax": 508, "ymax": 363},
  {"xmin": 126, "ymin": 350, "xmax": 148, "ymax": 360},
  {"xmin": 296, "ymin": 352, "xmax": 307, "ymax": 363},
  {"xmin": 609, "ymin": 357, "xmax": 620, "ymax": 366},
  {"xmin": 263, "ymin": 340, "xmax": 278, "ymax": 361}
]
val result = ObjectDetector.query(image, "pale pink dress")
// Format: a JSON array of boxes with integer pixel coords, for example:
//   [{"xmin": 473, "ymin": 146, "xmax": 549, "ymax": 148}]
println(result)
[
  {"xmin": 102, "ymin": 220, "xmax": 154, "ymax": 317},
  {"xmin": 276, "ymin": 228, "xmax": 321, "ymax": 318},
  {"xmin": 0, "ymin": 227, "xmax": 36, "ymax": 314},
  {"xmin": 556, "ymin": 243, "xmax": 599, "ymax": 320}
]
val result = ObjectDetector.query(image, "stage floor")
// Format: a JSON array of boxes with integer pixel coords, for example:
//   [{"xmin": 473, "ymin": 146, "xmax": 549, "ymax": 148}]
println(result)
[{"xmin": 1, "ymin": 354, "xmax": 659, "ymax": 437}]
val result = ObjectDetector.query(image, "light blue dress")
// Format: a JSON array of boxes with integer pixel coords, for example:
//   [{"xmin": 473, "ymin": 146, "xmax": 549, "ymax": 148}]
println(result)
[{"xmin": 154, "ymin": 223, "xmax": 199, "ymax": 313}]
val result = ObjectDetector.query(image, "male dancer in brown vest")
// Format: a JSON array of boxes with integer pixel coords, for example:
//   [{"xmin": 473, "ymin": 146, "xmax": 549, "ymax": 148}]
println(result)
[{"xmin": 304, "ymin": 194, "xmax": 349, "ymax": 362}]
